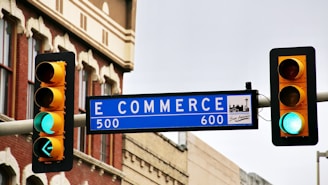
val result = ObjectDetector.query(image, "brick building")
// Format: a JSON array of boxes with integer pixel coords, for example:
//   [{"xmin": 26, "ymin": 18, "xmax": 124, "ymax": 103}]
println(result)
[{"xmin": 0, "ymin": 0, "xmax": 136, "ymax": 184}]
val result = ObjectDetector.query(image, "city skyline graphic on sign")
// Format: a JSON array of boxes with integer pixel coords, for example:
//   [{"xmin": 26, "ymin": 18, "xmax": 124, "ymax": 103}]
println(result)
[{"xmin": 228, "ymin": 95, "xmax": 252, "ymax": 124}]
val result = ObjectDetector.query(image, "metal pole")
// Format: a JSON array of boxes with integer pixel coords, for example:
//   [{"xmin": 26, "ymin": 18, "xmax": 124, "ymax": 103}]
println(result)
[
  {"xmin": 258, "ymin": 95, "xmax": 270, "ymax": 108},
  {"xmin": 0, "ymin": 91, "xmax": 328, "ymax": 136},
  {"xmin": 317, "ymin": 151, "xmax": 320, "ymax": 185},
  {"xmin": 316, "ymin": 151, "xmax": 328, "ymax": 185},
  {"xmin": 0, "ymin": 114, "xmax": 86, "ymax": 136},
  {"xmin": 257, "ymin": 91, "xmax": 328, "ymax": 108}
]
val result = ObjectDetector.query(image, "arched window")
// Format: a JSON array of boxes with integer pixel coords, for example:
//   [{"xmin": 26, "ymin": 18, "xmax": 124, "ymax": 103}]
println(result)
[
  {"xmin": 26, "ymin": 16, "xmax": 52, "ymax": 119},
  {"xmin": 26, "ymin": 34, "xmax": 42, "ymax": 119},
  {"xmin": 100, "ymin": 77, "xmax": 112, "ymax": 164},
  {"xmin": 0, "ymin": 17, "xmax": 14, "ymax": 116},
  {"xmin": 98, "ymin": 63, "xmax": 121, "ymax": 164},
  {"xmin": 77, "ymin": 50, "xmax": 99, "ymax": 154},
  {"xmin": 0, "ymin": 164, "xmax": 13, "ymax": 185},
  {"xmin": 26, "ymin": 175, "xmax": 43, "ymax": 185},
  {"xmin": 0, "ymin": 148, "xmax": 19, "ymax": 185}
]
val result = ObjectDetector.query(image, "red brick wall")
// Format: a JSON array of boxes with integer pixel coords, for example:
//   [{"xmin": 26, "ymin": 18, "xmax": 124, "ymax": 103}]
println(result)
[
  {"xmin": 0, "ymin": 1, "xmax": 124, "ymax": 184},
  {"xmin": 0, "ymin": 135, "xmax": 121, "ymax": 184},
  {"xmin": 15, "ymin": 33, "xmax": 28, "ymax": 120}
]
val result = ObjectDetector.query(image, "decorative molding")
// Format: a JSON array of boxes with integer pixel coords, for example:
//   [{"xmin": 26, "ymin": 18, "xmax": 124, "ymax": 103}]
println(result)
[
  {"xmin": 81, "ymin": 181, "xmax": 89, "ymax": 185},
  {"xmin": 50, "ymin": 172, "xmax": 71, "ymax": 185},
  {"xmin": 73, "ymin": 149, "xmax": 125, "ymax": 179},
  {"xmin": 0, "ymin": 147, "xmax": 20, "ymax": 185},
  {"xmin": 26, "ymin": 16, "xmax": 53, "ymax": 51},
  {"xmin": 0, "ymin": 113, "xmax": 14, "ymax": 121},
  {"xmin": 90, "ymin": 165, "xmax": 96, "ymax": 172},
  {"xmin": 22, "ymin": 164, "xmax": 48, "ymax": 185},
  {"xmin": 27, "ymin": 0, "xmax": 134, "ymax": 71},
  {"xmin": 122, "ymin": 135, "xmax": 189, "ymax": 185},
  {"xmin": 0, "ymin": 0, "xmax": 25, "ymax": 33},
  {"xmin": 73, "ymin": 149, "xmax": 137, "ymax": 185},
  {"xmin": 100, "ymin": 63, "xmax": 121, "ymax": 95},
  {"xmin": 102, "ymin": 2, "xmax": 109, "ymax": 15},
  {"xmin": 78, "ymin": 49, "xmax": 100, "ymax": 81},
  {"xmin": 53, "ymin": 33, "xmax": 77, "ymax": 60}
]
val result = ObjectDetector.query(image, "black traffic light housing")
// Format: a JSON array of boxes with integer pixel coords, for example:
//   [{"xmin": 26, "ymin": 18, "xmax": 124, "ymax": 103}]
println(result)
[
  {"xmin": 32, "ymin": 52, "xmax": 75, "ymax": 173},
  {"xmin": 270, "ymin": 46, "xmax": 318, "ymax": 146}
]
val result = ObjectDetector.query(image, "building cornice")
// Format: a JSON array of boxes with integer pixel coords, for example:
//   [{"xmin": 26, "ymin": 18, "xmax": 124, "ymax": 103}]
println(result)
[{"xmin": 27, "ymin": 0, "xmax": 135, "ymax": 71}]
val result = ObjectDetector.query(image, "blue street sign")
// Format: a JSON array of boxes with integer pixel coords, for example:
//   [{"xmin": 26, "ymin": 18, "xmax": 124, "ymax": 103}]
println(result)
[{"xmin": 86, "ymin": 90, "xmax": 258, "ymax": 134}]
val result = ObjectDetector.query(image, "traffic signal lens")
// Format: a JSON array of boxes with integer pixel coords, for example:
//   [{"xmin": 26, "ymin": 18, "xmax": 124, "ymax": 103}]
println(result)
[
  {"xmin": 34, "ymin": 112, "xmax": 54, "ymax": 134},
  {"xmin": 35, "ymin": 88, "xmax": 53, "ymax": 107},
  {"xmin": 34, "ymin": 112, "xmax": 64, "ymax": 134},
  {"xmin": 33, "ymin": 137, "xmax": 53, "ymax": 158},
  {"xmin": 279, "ymin": 112, "xmax": 304, "ymax": 135},
  {"xmin": 35, "ymin": 87, "xmax": 64, "ymax": 108},
  {"xmin": 35, "ymin": 62, "xmax": 65, "ymax": 84},
  {"xmin": 279, "ymin": 85, "xmax": 304, "ymax": 107},
  {"xmin": 32, "ymin": 52, "xmax": 75, "ymax": 172},
  {"xmin": 278, "ymin": 58, "xmax": 304, "ymax": 80},
  {"xmin": 36, "ymin": 62, "xmax": 54, "ymax": 83},
  {"xmin": 33, "ymin": 137, "xmax": 63, "ymax": 158}
]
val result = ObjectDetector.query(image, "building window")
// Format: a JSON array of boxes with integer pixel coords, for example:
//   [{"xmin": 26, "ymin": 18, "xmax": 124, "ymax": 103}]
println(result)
[
  {"xmin": 0, "ymin": 168, "xmax": 8, "ymax": 185},
  {"xmin": 78, "ymin": 68, "xmax": 88, "ymax": 113},
  {"xmin": 77, "ymin": 64, "xmax": 94, "ymax": 153},
  {"xmin": 0, "ymin": 18, "xmax": 14, "ymax": 116},
  {"xmin": 26, "ymin": 37, "xmax": 42, "ymax": 119},
  {"xmin": 0, "ymin": 164, "xmax": 12, "ymax": 185},
  {"xmin": 101, "ymin": 81, "xmax": 112, "ymax": 96},
  {"xmin": 100, "ymin": 81, "xmax": 113, "ymax": 163},
  {"xmin": 100, "ymin": 134, "xmax": 108, "ymax": 163},
  {"xmin": 77, "ymin": 69, "xmax": 88, "ymax": 152},
  {"xmin": 26, "ymin": 175, "xmax": 43, "ymax": 185}
]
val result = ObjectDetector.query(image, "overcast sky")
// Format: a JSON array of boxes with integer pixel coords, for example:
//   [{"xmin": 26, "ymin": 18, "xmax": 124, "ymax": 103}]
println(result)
[{"xmin": 123, "ymin": 1, "xmax": 328, "ymax": 184}]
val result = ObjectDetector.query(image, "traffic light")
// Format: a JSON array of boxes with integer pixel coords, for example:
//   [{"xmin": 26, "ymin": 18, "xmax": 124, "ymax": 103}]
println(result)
[
  {"xmin": 32, "ymin": 52, "xmax": 75, "ymax": 173},
  {"xmin": 270, "ymin": 46, "xmax": 318, "ymax": 146}
]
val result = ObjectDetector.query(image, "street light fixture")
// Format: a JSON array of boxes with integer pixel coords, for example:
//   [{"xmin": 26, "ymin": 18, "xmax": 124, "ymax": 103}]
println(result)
[{"xmin": 316, "ymin": 150, "xmax": 328, "ymax": 185}]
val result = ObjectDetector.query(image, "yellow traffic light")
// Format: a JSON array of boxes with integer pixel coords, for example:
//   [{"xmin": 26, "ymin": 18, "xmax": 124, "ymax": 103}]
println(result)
[
  {"xmin": 270, "ymin": 47, "xmax": 318, "ymax": 146},
  {"xmin": 278, "ymin": 56, "xmax": 307, "ymax": 136},
  {"xmin": 32, "ymin": 52, "xmax": 75, "ymax": 173},
  {"xmin": 33, "ymin": 61, "xmax": 66, "ymax": 162}
]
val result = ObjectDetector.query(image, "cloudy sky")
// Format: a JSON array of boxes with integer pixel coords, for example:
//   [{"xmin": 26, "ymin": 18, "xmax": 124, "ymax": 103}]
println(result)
[{"xmin": 123, "ymin": 0, "xmax": 328, "ymax": 184}]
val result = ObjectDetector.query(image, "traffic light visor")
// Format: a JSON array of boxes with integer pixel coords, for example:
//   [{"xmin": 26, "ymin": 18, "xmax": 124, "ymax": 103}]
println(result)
[
  {"xmin": 33, "ymin": 137, "xmax": 63, "ymax": 159},
  {"xmin": 35, "ymin": 62, "xmax": 65, "ymax": 84},
  {"xmin": 35, "ymin": 87, "xmax": 64, "ymax": 109},
  {"xmin": 278, "ymin": 58, "xmax": 304, "ymax": 80},
  {"xmin": 279, "ymin": 85, "xmax": 304, "ymax": 107}
]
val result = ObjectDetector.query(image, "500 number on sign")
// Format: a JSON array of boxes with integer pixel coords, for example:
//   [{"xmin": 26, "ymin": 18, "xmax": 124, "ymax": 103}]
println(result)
[{"xmin": 96, "ymin": 118, "xmax": 119, "ymax": 129}]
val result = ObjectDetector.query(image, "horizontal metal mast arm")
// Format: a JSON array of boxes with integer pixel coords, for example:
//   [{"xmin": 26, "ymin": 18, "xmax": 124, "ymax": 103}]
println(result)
[
  {"xmin": 257, "ymin": 91, "xmax": 328, "ymax": 108},
  {"xmin": 0, "ymin": 114, "xmax": 86, "ymax": 136},
  {"xmin": 1, "ymin": 91, "xmax": 328, "ymax": 136}
]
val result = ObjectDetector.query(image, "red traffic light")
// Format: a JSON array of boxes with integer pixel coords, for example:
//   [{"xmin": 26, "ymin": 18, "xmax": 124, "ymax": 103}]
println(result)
[
  {"xmin": 279, "ymin": 85, "xmax": 304, "ymax": 107},
  {"xmin": 278, "ymin": 58, "xmax": 304, "ymax": 80},
  {"xmin": 35, "ymin": 62, "xmax": 65, "ymax": 85}
]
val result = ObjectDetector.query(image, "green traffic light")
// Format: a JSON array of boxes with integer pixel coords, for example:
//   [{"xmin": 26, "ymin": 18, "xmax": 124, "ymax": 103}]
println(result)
[
  {"xmin": 34, "ymin": 112, "xmax": 55, "ymax": 134},
  {"xmin": 279, "ymin": 112, "xmax": 304, "ymax": 135},
  {"xmin": 33, "ymin": 137, "xmax": 53, "ymax": 158}
]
